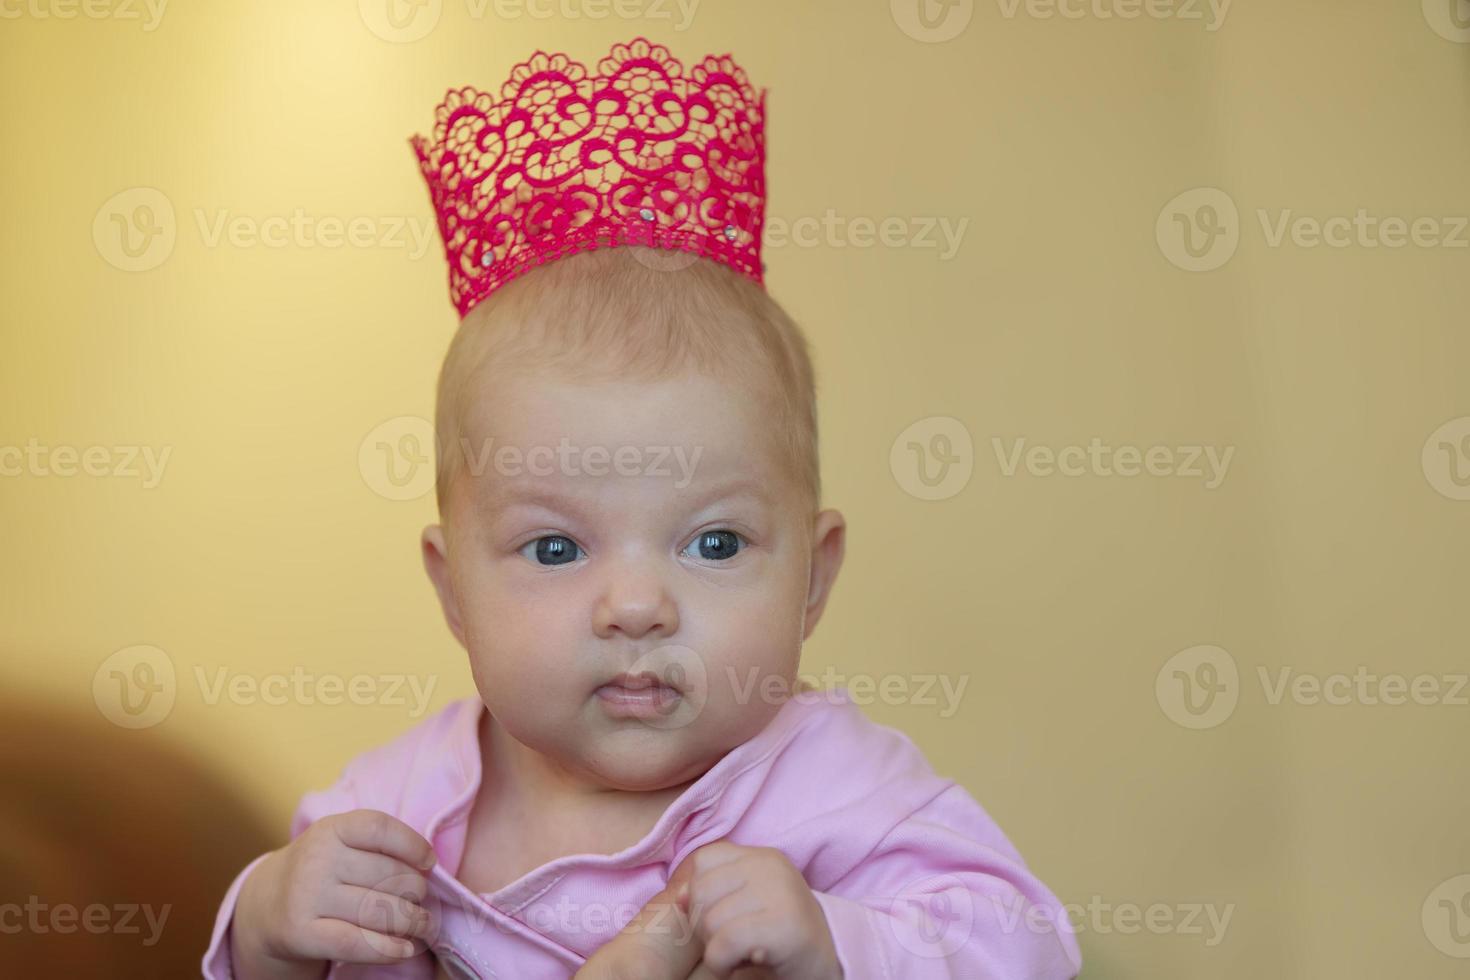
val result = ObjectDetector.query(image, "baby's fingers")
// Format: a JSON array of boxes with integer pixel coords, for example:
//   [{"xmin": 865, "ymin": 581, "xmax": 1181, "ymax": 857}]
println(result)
[
  {"xmin": 700, "ymin": 911, "xmax": 780, "ymax": 978},
  {"xmin": 331, "ymin": 809, "xmax": 437, "ymax": 870},
  {"xmin": 307, "ymin": 915, "xmax": 424, "ymax": 964},
  {"xmin": 338, "ymin": 851, "xmax": 430, "ymax": 905},
  {"xmin": 576, "ymin": 883, "xmax": 701, "ymax": 980},
  {"xmin": 687, "ymin": 966, "xmax": 778, "ymax": 980},
  {"xmin": 343, "ymin": 884, "xmax": 438, "ymax": 945}
]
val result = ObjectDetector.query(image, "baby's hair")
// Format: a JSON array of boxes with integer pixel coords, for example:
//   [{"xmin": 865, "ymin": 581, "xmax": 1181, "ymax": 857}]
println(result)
[{"xmin": 432, "ymin": 247, "xmax": 820, "ymax": 530}]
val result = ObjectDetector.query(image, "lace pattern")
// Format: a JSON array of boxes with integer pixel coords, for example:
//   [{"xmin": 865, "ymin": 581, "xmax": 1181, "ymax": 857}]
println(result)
[{"xmin": 410, "ymin": 37, "xmax": 767, "ymax": 317}]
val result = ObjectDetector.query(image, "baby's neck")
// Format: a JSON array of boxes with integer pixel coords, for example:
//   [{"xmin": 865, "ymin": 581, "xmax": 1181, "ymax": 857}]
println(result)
[
  {"xmin": 477, "ymin": 712, "xmax": 699, "ymax": 827},
  {"xmin": 457, "ymin": 714, "xmax": 704, "ymax": 895}
]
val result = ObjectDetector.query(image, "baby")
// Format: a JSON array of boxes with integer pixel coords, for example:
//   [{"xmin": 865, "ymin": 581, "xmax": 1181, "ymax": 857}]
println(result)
[{"xmin": 202, "ymin": 38, "xmax": 1081, "ymax": 980}]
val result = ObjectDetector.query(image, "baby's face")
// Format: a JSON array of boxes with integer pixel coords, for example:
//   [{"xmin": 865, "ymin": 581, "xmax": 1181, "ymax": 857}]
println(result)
[{"xmin": 423, "ymin": 366, "xmax": 843, "ymax": 793}]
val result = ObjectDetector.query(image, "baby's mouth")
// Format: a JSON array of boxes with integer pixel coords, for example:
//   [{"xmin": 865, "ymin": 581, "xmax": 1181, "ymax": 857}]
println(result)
[{"xmin": 595, "ymin": 671, "xmax": 683, "ymax": 717}]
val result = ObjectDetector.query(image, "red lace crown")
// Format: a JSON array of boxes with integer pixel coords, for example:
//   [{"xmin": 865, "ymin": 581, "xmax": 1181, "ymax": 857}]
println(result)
[{"xmin": 410, "ymin": 38, "xmax": 767, "ymax": 318}]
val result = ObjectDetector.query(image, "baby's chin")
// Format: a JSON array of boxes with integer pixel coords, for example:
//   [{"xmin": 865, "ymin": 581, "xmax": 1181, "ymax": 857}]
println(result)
[
  {"xmin": 572, "ymin": 721, "xmax": 728, "ymax": 793},
  {"xmin": 572, "ymin": 696, "xmax": 785, "ymax": 792}
]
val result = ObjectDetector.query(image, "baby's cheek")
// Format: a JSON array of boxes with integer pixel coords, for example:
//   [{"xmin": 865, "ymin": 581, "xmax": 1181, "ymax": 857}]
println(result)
[{"xmin": 704, "ymin": 631, "xmax": 803, "ymax": 714}]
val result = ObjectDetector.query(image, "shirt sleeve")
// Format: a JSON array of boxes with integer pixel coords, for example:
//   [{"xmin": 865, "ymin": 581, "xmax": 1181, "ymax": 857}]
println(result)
[
  {"xmin": 200, "ymin": 765, "xmax": 434, "ymax": 979},
  {"xmin": 810, "ymin": 784, "xmax": 1082, "ymax": 980},
  {"xmin": 199, "ymin": 852, "xmax": 276, "ymax": 980}
]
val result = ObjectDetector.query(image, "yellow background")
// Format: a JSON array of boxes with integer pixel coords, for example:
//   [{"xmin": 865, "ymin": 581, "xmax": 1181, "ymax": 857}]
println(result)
[{"xmin": 2, "ymin": 0, "xmax": 1468, "ymax": 976}]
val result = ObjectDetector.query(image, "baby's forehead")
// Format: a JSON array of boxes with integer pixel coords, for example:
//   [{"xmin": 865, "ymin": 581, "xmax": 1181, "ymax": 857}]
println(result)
[
  {"xmin": 458, "ymin": 365, "xmax": 781, "ymax": 455},
  {"xmin": 452, "ymin": 378, "xmax": 789, "ymax": 504},
  {"xmin": 478, "ymin": 461, "xmax": 778, "ymax": 517}
]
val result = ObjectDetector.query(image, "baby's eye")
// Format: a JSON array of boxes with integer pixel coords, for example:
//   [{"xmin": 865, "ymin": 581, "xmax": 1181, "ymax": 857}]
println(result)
[
  {"xmin": 519, "ymin": 535, "xmax": 583, "ymax": 566},
  {"xmin": 682, "ymin": 529, "xmax": 744, "ymax": 562}
]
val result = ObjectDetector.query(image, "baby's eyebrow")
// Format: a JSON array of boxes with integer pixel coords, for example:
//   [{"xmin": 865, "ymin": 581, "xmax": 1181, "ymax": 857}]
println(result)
[
  {"xmin": 685, "ymin": 477, "xmax": 773, "ymax": 511},
  {"xmin": 485, "ymin": 476, "xmax": 772, "ymax": 517},
  {"xmin": 483, "ymin": 482, "xmax": 585, "ymax": 517}
]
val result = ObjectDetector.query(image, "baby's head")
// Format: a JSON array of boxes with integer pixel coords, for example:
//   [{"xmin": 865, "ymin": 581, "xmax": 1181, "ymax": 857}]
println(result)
[{"xmin": 420, "ymin": 247, "xmax": 846, "ymax": 793}]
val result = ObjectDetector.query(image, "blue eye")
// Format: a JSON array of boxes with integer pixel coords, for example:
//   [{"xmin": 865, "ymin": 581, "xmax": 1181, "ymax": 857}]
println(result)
[
  {"xmin": 520, "ymin": 535, "xmax": 582, "ymax": 566},
  {"xmin": 682, "ymin": 529, "xmax": 744, "ymax": 562}
]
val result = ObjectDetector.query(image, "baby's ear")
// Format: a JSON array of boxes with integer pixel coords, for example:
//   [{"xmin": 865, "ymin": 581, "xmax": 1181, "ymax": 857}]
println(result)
[
  {"xmin": 421, "ymin": 524, "xmax": 467, "ymax": 649},
  {"xmin": 803, "ymin": 509, "xmax": 847, "ymax": 641}
]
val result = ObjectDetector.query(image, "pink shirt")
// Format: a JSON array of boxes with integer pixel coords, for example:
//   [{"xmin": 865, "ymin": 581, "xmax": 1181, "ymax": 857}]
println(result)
[{"xmin": 202, "ymin": 687, "xmax": 1081, "ymax": 979}]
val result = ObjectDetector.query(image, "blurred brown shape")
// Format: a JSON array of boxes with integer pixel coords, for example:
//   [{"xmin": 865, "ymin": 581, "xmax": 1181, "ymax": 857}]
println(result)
[{"xmin": 0, "ymin": 693, "xmax": 277, "ymax": 978}]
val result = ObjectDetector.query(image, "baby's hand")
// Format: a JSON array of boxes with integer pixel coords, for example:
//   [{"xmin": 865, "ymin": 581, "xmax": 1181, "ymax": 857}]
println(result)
[
  {"xmin": 574, "ymin": 871, "xmax": 702, "ymax": 980},
  {"xmin": 232, "ymin": 808, "xmax": 438, "ymax": 979},
  {"xmin": 576, "ymin": 851, "xmax": 777, "ymax": 980},
  {"xmin": 678, "ymin": 842, "xmax": 841, "ymax": 980}
]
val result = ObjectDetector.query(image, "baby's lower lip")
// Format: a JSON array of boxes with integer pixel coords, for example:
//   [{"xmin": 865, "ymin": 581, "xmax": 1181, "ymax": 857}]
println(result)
[{"xmin": 595, "ymin": 684, "xmax": 682, "ymax": 717}]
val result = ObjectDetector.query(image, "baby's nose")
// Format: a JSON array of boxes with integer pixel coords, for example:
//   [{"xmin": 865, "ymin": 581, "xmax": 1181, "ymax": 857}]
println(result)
[{"xmin": 591, "ymin": 564, "xmax": 679, "ymax": 639}]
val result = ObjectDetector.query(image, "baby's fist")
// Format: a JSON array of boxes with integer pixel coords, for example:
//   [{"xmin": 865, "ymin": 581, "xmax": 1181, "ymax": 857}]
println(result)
[{"xmin": 677, "ymin": 842, "xmax": 841, "ymax": 980}]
